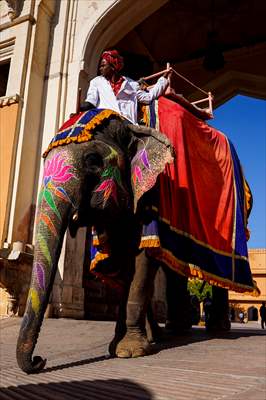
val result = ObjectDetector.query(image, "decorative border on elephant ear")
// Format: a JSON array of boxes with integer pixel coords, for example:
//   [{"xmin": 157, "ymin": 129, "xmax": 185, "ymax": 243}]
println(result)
[{"xmin": 131, "ymin": 136, "xmax": 173, "ymax": 209}]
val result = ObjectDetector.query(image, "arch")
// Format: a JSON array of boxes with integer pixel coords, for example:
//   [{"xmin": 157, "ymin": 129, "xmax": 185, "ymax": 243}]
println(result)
[
  {"xmin": 78, "ymin": 0, "xmax": 168, "ymax": 78},
  {"xmin": 247, "ymin": 306, "xmax": 258, "ymax": 321}
]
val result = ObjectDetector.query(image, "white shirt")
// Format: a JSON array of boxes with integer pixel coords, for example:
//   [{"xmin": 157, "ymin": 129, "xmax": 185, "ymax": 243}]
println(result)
[{"xmin": 85, "ymin": 75, "xmax": 168, "ymax": 124}]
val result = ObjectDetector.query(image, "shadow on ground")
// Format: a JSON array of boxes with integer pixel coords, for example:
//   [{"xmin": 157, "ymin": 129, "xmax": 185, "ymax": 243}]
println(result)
[
  {"xmin": 41, "ymin": 355, "xmax": 108, "ymax": 373},
  {"xmin": 33, "ymin": 326, "xmax": 266, "ymax": 374},
  {"xmin": 152, "ymin": 326, "xmax": 266, "ymax": 354},
  {"xmin": 0, "ymin": 379, "xmax": 153, "ymax": 400}
]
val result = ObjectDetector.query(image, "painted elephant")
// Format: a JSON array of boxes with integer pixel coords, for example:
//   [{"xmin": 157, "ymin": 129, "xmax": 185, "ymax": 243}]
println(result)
[
  {"xmin": 16, "ymin": 101, "xmax": 249, "ymax": 373},
  {"xmin": 16, "ymin": 116, "xmax": 173, "ymax": 374}
]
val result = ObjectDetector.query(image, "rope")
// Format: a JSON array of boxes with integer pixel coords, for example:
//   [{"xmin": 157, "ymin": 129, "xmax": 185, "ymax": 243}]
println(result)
[
  {"xmin": 172, "ymin": 68, "xmax": 209, "ymax": 96},
  {"xmin": 141, "ymin": 67, "xmax": 209, "ymax": 97}
]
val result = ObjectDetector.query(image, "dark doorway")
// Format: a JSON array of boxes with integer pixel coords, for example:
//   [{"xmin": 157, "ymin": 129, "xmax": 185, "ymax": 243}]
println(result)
[
  {"xmin": 248, "ymin": 306, "xmax": 258, "ymax": 321},
  {"xmin": 0, "ymin": 61, "xmax": 10, "ymax": 97}
]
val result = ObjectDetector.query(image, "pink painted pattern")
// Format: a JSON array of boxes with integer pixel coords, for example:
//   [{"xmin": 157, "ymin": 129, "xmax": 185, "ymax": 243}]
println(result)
[
  {"xmin": 43, "ymin": 153, "xmax": 75, "ymax": 185},
  {"xmin": 39, "ymin": 153, "xmax": 76, "ymax": 220}
]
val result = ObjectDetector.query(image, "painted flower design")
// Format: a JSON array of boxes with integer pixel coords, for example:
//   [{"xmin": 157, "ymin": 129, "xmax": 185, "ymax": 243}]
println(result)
[
  {"xmin": 132, "ymin": 148, "xmax": 150, "ymax": 170},
  {"xmin": 94, "ymin": 146, "xmax": 129, "ymax": 207},
  {"xmin": 132, "ymin": 165, "xmax": 143, "ymax": 184},
  {"xmin": 95, "ymin": 178, "xmax": 118, "ymax": 206},
  {"xmin": 43, "ymin": 153, "xmax": 75, "ymax": 185},
  {"xmin": 132, "ymin": 145, "xmax": 150, "ymax": 186},
  {"xmin": 38, "ymin": 153, "xmax": 76, "ymax": 220}
]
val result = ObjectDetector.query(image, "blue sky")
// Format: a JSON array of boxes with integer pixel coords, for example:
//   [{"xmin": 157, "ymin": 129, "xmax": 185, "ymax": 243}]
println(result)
[{"xmin": 209, "ymin": 95, "xmax": 266, "ymax": 248}]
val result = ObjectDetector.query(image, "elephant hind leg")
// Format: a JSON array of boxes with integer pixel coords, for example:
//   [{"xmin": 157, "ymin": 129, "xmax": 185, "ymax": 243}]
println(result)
[
  {"xmin": 114, "ymin": 251, "xmax": 159, "ymax": 358},
  {"xmin": 146, "ymin": 303, "xmax": 163, "ymax": 343}
]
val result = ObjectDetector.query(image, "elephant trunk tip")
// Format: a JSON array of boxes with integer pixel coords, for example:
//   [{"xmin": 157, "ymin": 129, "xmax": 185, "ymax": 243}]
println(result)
[{"xmin": 17, "ymin": 352, "xmax": 46, "ymax": 374}]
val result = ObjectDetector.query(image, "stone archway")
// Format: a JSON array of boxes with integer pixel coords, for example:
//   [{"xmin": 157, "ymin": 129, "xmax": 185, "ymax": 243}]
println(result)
[{"xmin": 80, "ymin": 0, "xmax": 168, "ymax": 78}]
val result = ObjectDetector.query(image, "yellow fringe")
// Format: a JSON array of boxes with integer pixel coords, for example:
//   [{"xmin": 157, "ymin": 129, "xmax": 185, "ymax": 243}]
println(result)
[
  {"xmin": 139, "ymin": 237, "xmax": 161, "ymax": 248},
  {"xmin": 90, "ymin": 251, "xmax": 109, "ymax": 272},
  {"xmin": 93, "ymin": 238, "xmax": 100, "ymax": 246},
  {"xmin": 43, "ymin": 109, "xmax": 122, "ymax": 158},
  {"xmin": 149, "ymin": 247, "xmax": 260, "ymax": 297}
]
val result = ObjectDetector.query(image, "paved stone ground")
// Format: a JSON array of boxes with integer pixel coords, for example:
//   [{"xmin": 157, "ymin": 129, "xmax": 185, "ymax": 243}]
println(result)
[{"xmin": 0, "ymin": 318, "xmax": 265, "ymax": 400}]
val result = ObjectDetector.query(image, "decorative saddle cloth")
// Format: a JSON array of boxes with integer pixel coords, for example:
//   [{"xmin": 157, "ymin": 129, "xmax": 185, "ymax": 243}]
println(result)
[
  {"xmin": 90, "ymin": 97, "xmax": 258, "ymax": 296},
  {"xmin": 138, "ymin": 97, "xmax": 258, "ymax": 295},
  {"xmin": 43, "ymin": 109, "xmax": 121, "ymax": 158}
]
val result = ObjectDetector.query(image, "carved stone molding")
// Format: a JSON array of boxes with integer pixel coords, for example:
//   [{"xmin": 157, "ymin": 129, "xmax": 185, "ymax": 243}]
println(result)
[
  {"xmin": 0, "ymin": 94, "xmax": 21, "ymax": 107},
  {"xmin": 5, "ymin": 0, "xmax": 24, "ymax": 21}
]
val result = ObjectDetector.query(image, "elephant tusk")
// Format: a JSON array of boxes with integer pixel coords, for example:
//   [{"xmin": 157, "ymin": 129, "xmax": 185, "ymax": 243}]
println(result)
[{"xmin": 72, "ymin": 211, "xmax": 79, "ymax": 221}]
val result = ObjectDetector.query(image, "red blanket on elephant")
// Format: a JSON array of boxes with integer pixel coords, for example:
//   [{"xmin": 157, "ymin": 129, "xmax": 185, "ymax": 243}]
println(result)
[{"xmin": 139, "ymin": 97, "xmax": 258, "ymax": 295}]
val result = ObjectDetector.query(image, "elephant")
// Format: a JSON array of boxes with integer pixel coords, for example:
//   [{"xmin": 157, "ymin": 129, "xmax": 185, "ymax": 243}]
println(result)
[{"xmin": 16, "ymin": 114, "xmax": 174, "ymax": 374}]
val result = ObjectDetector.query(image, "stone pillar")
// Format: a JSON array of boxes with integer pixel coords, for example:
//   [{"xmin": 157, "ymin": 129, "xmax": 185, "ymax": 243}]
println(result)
[{"xmin": 6, "ymin": 290, "xmax": 18, "ymax": 316}]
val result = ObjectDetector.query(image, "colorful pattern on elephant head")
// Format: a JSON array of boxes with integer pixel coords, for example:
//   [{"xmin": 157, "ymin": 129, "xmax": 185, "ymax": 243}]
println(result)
[
  {"xmin": 93, "ymin": 144, "xmax": 129, "ymax": 207},
  {"xmin": 44, "ymin": 153, "xmax": 75, "ymax": 184},
  {"xmin": 38, "ymin": 153, "xmax": 77, "ymax": 219},
  {"xmin": 95, "ymin": 178, "xmax": 118, "ymax": 206}
]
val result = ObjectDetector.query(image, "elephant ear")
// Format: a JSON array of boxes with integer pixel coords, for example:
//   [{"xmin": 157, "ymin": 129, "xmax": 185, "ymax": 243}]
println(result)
[{"xmin": 128, "ymin": 124, "xmax": 174, "ymax": 209}]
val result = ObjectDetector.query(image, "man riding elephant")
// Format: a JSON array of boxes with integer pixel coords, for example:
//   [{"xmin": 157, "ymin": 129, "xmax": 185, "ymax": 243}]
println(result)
[{"xmin": 81, "ymin": 50, "xmax": 172, "ymax": 123}]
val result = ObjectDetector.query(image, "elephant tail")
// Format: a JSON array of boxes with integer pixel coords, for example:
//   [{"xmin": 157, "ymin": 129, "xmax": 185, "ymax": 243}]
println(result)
[{"xmin": 16, "ymin": 152, "xmax": 77, "ymax": 373}]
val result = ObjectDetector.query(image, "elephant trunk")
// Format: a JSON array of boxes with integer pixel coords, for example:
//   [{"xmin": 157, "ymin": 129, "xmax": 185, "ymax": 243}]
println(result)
[
  {"xmin": 16, "ymin": 259, "xmax": 60, "ymax": 373},
  {"xmin": 16, "ymin": 154, "xmax": 75, "ymax": 373},
  {"xmin": 16, "ymin": 220, "xmax": 67, "ymax": 373}
]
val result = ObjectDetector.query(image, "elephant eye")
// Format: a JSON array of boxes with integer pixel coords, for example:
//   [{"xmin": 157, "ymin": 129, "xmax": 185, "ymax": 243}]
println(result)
[{"xmin": 83, "ymin": 152, "xmax": 104, "ymax": 176}]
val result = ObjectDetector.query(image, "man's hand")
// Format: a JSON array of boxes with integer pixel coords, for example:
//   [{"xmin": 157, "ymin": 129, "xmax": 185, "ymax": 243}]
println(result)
[
  {"xmin": 163, "ymin": 67, "xmax": 173, "ymax": 79},
  {"xmin": 165, "ymin": 86, "xmax": 176, "ymax": 96},
  {"xmin": 80, "ymin": 101, "xmax": 95, "ymax": 112},
  {"xmin": 69, "ymin": 113, "xmax": 77, "ymax": 118}
]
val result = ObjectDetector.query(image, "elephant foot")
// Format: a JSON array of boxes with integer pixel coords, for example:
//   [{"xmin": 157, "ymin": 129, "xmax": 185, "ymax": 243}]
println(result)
[
  {"xmin": 114, "ymin": 331, "xmax": 153, "ymax": 358},
  {"xmin": 108, "ymin": 334, "xmax": 124, "ymax": 357}
]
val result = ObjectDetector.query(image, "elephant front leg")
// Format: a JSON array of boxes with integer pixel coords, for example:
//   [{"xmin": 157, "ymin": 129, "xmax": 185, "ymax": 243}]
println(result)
[{"xmin": 115, "ymin": 251, "xmax": 159, "ymax": 358}]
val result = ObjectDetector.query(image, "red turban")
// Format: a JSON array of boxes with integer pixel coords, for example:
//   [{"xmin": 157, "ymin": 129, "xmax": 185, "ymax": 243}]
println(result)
[{"xmin": 101, "ymin": 50, "xmax": 124, "ymax": 72}]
